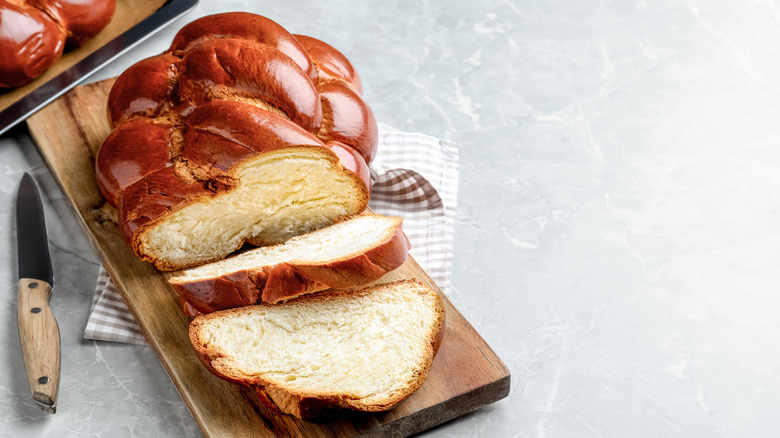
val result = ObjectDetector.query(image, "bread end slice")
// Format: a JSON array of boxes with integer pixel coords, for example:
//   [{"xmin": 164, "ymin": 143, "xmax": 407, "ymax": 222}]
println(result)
[{"xmin": 189, "ymin": 279, "xmax": 445, "ymax": 420}]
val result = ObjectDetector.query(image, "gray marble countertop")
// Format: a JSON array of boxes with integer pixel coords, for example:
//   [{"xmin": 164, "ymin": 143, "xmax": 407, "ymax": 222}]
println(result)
[{"xmin": 3, "ymin": 0, "xmax": 780, "ymax": 436}]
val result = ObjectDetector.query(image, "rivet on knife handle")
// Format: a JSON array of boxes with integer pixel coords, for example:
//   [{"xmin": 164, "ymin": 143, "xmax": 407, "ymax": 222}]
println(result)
[{"xmin": 17, "ymin": 278, "xmax": 61, "ymax": 414}]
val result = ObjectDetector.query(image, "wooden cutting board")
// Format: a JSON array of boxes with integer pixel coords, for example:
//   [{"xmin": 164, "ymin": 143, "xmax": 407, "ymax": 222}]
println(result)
[{"xmin": 26, "ymin": 79, "xmax": 511, "ymax": 437}]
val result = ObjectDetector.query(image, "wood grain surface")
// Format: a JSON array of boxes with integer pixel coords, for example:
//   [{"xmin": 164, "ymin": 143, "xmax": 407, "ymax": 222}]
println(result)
[
  {"xmin": 17, "ymin": 278, "xmax": 60, "ymax": 414},
  {"xmin": 25, "ymin": 79, "xmax": 511, "ymax": 437}
]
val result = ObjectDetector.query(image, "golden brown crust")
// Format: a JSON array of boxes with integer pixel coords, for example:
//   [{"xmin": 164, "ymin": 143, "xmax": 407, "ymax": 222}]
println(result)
[
  {"xmin": 0, "ymin": 0, "xmax": 65, "ymax": 88},
  {"xmin": 285, "ymin": 226, "xmax": 409, "ymax": 291},
  {"xmin": 169, "ymin": 12, "xmax": 317, "ymax": 82},
  {"xmin": 188, "ymin": 280, "xmax": 445, "ymax": 421},
  {"xmin": 118, "ymin": 166, "xmax": 213, "ymax": 254},
  {"xmin": 317, "ymin": 81, "xmax": 378, "ymax": 164},
  {"xmin": 36, "ymin": 0, "xmax": 116, "ymax": 48},
  {"xmin": 103, "ymin": 99, "xmax": 369, "ymax": 270},
  {"xmin": 294, "ymin": 34, "xmax": 363, "ymax": 94},
  {"xmin": 181, "ymin": 100, "xmax": 325, "ymax": 175},
  {"xmin": 107, "ymin": 53, "xmax": 181, "ymax": 127},
  {"xmin": 118, "ymin": 146, "xmax": 361, "ymax": 272},
  {"xmin": 168, "ymin": 217, "xmax": 409, "ymax": 313},
  {"xmin": 95, "ymin": 118, "xmax": 176, "ymax": 207},
  {"xmin": 180, "ymin": 298, "xmax": 201, "ymax": 318},
  {"xmin": 177, "ymin": 38, "xmax": 322, "ymax": 130},
  {"xmin": 96, "ymin": 12, "xmax": 378, "ymax": 270},
  {"xmin": 323, "ymin": 141, "xmax": 371, "ymax": 195},
  {"xmin": 0, "ymin": 0, "xmax": 115, "ymax": 88},
  {"xmin": 101, "ymin": 12, "xmax": 375, "ymax": 163}
]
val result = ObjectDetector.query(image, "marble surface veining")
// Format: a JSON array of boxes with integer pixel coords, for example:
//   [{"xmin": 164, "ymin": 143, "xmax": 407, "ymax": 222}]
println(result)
[{"xmin": 3, "ymin": 0, "xmax": 780, "ymax": 436}]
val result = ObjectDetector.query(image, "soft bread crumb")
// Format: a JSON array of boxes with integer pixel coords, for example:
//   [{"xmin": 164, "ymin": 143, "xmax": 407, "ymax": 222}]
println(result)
[
  {"xmin": 140, "ymin": 147, "xmax": 366, "ymax": 268},
  {"xmin": 171, "ymin": 214, "xmax": 401, "ymax": 280},
  {"xmin": 189, "ymin": 280, "xmax": 445, "ymax": 418}
]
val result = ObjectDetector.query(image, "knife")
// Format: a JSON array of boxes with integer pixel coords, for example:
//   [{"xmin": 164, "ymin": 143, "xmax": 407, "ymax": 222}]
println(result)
[{"xmin": 16, "ymin": 173, "xmax": 61, "ymax": 414}]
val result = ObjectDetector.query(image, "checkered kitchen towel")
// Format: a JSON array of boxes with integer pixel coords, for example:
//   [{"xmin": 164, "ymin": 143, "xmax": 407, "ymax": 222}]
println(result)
[{"xmin": 84, "ymin": 129, "xmax": 459, "ymax": 345}]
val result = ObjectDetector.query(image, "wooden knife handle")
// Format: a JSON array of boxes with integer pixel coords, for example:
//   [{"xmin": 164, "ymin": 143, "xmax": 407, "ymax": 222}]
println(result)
[{"xmin": 17, "ymin": 278, "xmax": 61, "ymax": 414}]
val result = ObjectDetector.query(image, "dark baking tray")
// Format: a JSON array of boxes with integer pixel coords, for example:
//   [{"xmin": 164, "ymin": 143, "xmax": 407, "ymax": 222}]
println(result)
[{"xmin": 0, "ymin": 0, "xmax": 198, "ymax": 137}]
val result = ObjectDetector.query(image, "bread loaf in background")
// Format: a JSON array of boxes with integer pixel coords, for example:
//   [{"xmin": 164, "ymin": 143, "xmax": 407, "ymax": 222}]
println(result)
[
  {"xmin": 95, "ymin": 12, "xmax": 379, "ymax": 270},
  {"xmin": 189, "ymin": 280, "xmax": 445, "ymax": 420},
  {"xmin": 0, "ymin": 0, "xmax": 116, "ymax": 88}
]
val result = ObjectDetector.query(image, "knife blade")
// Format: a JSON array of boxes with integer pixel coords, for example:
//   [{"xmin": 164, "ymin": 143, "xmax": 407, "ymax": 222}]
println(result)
[{"xmin": 16, "ymin": 173, "xmax": 61, "ymax": 414}]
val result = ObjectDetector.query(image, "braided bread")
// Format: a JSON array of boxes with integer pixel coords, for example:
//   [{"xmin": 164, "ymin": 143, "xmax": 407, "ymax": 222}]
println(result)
[
  {"xmin": 95, "ymin": 13, "xmax": 378, "ymax": 270},
  {"xmin": 0, "ymin": 0, "xmax": 116, "ymax": 88}
]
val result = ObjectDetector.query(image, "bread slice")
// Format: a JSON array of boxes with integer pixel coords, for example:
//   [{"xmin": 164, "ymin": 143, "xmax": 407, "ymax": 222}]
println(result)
[
  {"xmin": 168, "ymin": 214, "xmax": 410, "ymax": 313},
  {"xmin": 189, "ymin": 280, "xmax": 445, "ymax": 420}
]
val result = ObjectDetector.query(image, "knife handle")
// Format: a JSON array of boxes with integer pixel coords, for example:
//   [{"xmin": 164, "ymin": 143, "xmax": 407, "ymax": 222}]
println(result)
[{"xmin": 17, "ymin": 278, "xmax": 61, "ymax": 414}]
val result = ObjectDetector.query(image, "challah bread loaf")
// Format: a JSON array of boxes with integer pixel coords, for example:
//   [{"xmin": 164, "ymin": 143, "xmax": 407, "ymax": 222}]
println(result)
[
  {"xmin": 189, "ymin": 280, "xmax": 445, "ymax": 420},
  {"xmin": 0, "ymin": 0, "xmax": 115, "ymax": 88},
  {"xmin": 168, "ymin": 214, "xmax": 410, "ymax": 313},
  {"xmin": 96, "ymin": 12, "xmax": 378, "ymax": 270},
  {"xmin": 99, "ymin": 100, "xmax": 369, "ymax": 271}
]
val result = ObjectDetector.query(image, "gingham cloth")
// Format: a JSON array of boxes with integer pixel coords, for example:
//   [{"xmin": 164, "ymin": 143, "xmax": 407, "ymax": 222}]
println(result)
[{"xmin": 84, "ymin": 129, "xmax": 459, "ymax": 345}]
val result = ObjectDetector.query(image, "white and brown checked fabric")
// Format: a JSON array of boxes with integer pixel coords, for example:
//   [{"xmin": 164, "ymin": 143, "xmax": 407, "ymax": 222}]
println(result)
[
  {"xmin": 86, "ymin": 271, "xmax": 146, "ymax": 344},
  {"xmin": 84, "ymin": 129, "xmax": 459, "ymax": 345}
]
